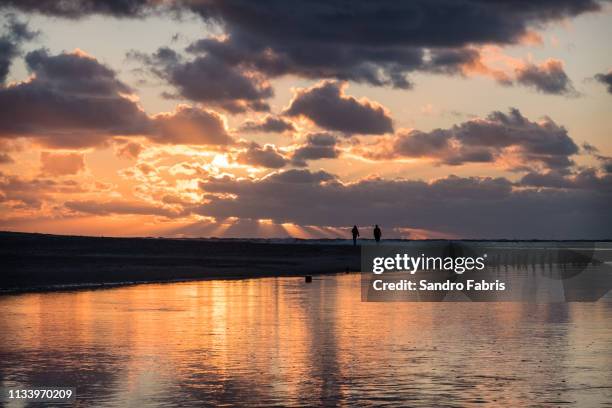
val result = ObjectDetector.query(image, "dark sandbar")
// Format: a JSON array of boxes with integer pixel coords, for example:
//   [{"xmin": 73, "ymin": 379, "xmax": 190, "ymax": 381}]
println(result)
[{"xmin": 0, "ymin": 231, "xmax": 360, "ymax": 294}]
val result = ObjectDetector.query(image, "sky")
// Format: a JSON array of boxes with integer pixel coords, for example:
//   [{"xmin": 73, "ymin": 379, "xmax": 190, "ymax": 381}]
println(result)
[{"xmin": 0, "ymin": 0, "xmax": 611, "ymax": 239}]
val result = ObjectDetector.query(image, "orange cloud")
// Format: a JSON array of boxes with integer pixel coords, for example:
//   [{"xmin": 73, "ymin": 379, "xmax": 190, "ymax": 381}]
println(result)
[
  {"xmin": 150, "ymin": 105, "xmax": 234, "ymax": 146},
  {"xmin": 40, "ymin": 151, "xmax": 85, "ymax": 176},
  {"xmin": 518, "ymin": 31, "xmax": 544, "ymax": 46},
  {"xmin": 459, "ymin": 47, "xmax": 574, "ymax": 94},
  {"xmin": 114, "ymin": 139, "xmax": 144, "ymax": 160}
]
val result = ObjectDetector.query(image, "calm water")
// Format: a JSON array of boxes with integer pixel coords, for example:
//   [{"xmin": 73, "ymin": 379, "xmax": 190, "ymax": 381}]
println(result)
[{"xmin": 1, "ymin": 274, "xmax": 611, "ymax": 407}]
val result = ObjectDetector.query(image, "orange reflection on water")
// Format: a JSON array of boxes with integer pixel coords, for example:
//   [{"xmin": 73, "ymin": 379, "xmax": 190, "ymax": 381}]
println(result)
[{"xmin": 1, "ymin": 275, "xmax": 611, "ymax": 407}]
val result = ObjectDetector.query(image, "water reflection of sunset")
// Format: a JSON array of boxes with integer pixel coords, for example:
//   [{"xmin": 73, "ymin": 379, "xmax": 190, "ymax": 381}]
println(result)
[{"xmin": 1, "ymin": 276, "xmax": 611, "ymax": 406}]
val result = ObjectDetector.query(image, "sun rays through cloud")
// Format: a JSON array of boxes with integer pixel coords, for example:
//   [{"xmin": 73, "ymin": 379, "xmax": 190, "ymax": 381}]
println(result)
[{"xmin": 0, "ymin": 1, "xmax": 610, "ymax": 239}]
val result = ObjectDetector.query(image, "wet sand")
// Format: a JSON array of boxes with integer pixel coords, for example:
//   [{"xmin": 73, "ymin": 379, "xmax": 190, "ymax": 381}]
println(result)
[{"xmin": 0, "ymin": 232, "xmax": 360, "ymax": 293}]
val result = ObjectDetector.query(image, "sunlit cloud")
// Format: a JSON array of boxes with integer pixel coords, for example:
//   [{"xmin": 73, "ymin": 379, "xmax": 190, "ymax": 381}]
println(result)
[
  {"xmin": 458, "ymin": 46, "xmax": 575, "ymax": 95},
  {"xmin": 0, "ymin": 1, "xmax": 610, "ymax": 239}
]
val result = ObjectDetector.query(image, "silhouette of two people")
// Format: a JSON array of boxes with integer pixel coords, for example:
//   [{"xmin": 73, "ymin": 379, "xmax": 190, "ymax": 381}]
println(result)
[{"xmin": 351, "ymin": 224, "xmax": 382, "ymax": 245}]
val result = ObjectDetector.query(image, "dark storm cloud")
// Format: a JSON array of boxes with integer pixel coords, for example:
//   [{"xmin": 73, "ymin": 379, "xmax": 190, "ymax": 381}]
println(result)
[
  {"xmin": 183, "ymin": 0, "xmax": 601, "ymax": 88},
  {"xmin": 284, "ymin": 81, "xmax": 393, "ymax": 135},
  {"xmin": 455, "ymin": 109, "xmax": 578, "ymax": 168},
  {"xmin": 196, "ymin": 169, "xmax": 612, "ymax": 239},
  {"xmin": 426, "ymin": 48, "xmax": 482, "ymax": 75},
  {"xmin": 264, "ymin": 169, "xmax": 336, "ymax": 184},
  {"xmin": 5, "ymin": 0, "xmax": 601, "ymax": 45},
  {"xmin": 3, "ymin": 1, "xmax": 600, "ymax": 90},
  {"xmin": 519, "ymin": 168, "xmax": 612, "ymax": 192},
  {"xmin": 131, "ymin": 46, "xmax": 273, "ymax": 113},
  {"xmin": 594, "ymin": 70, "xmax": 612, "ymax": 94},
  {"xmin": 25, "ymin": 49, "xmax": 133, "ymax": 95},
  {"xmin": 394, "ymin": 129, "xmax": 452, "ymax": 157},
  {"xmin": 188, "ymin": 1, "xmax": 601, "ymax": 47},
  {"xmin": 369, "ymin": 108, "xmax": 578, "ymax": 170},
  {"xmin": 291, "ymin": 133, "xmax": 340, "ymax": 167},
  {"xmin": 515, "ymin": 60, "xmax": 576, "ymax": 95},
  {"xmin": 239, "ymin": 115, "xmax": 296, "ymax": 133},
  {"xmin": 0, "ymin": 15, "xmax": 38, "ymax": 84},
  {"xmin": 188, "ymin": 35, "xmax": 424, "ymax": 89},
  {"xmin": 0, "ymin": 49, "xmax": 235, "ymax": 147},
  {"xmin": 0, "ymin": 48, "xmax": 150, "ymax": 147},
  {"xmin": 0, "ymin": 0, "xmax": 161, "ymax": 18},
  {"xmin": 236, "ymin": 142, "xmax": 288, "ymax": 169}
]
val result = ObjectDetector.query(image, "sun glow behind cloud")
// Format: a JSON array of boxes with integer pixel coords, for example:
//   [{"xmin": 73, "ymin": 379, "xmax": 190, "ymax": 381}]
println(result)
[{"xmin": 0, "ymin": 2, "xmax": 611, "ymax": 239}]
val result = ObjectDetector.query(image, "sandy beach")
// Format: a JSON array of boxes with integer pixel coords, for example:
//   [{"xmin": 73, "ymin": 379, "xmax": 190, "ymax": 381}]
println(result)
[{"xmin": 0, "ymin": 232, "xmax": 360, "ymax": 293}]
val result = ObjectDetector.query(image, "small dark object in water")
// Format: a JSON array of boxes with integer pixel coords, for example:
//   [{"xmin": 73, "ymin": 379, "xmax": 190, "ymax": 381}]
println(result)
[{"xmin": 305, "ymin": 275, "xmax": 312, "ymax": 283}]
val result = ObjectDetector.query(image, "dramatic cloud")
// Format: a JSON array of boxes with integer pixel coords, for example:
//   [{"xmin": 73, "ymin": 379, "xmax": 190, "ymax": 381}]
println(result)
[
  {"xmin": 594, "ymin": 70, "xmax": 612, "ymax": 94},
  {"xmin": 6, "ymin": 0, "xmax": 601, "ymax": 48},
  {"xmin": 0, "ymin": 0, "xmax": 160, "ymax": 18},
  {"xmin": 0, "ymin": 15, "xmax": 38, "ymax": 84},
  {"xmin": 0, "ymin": 49, "xmax": 235, "ymax": 147},
  {"xmin": 40, "ymin": 151, "xmax": 85, "ymax": 176},
  {"xmin": 519, "ymin": 168, "xmax": 612, "ymax": 192},
  {"xmin": 187, "ymin": 35, "xmax": 422, "ymax": 90},
  {"xmin": 132, "ymin": 47, "xmax": 272, "ymax": 113},
  {"xmin": 454, "ymin": 48, "xmax": 577, "ymax": 95},
  {"xmin": 240, "ymin": 115, "xmax": 296, "ymax": 133},
  {"xmin": 151, "ymin": 105, "xmax": 233, "ymax": 145},
  {"xmin": 65, "ymin": 199, "xmax": 178, "ymax": 217},
  {"xmin": 1, "ymin": 0, "xmax": 609, "ymax": 240},
  {"xmin": 515, "ymin": 59, "xmax": 575, "ymax": 95},
  {"xmin": 291, "ymin": 133, "xmax": 340, "ymax": 167},
  {"xmin": 236, "ymin": 142, "xmax": 288, "ymax": 169},
  {"xmin": 183, "ymin": 1, "xmax": 601, "ymax": 89},
  {"xmin": 0, "ymin": 49, "xmax": 150, "ymax": 147},
  {"xmin": 4, "ymin": 1, "xmax": 601, "ymax": 91},
  {"xmin": 232, "ymin": 133, "xmax": 340, "ymax": 169},
  {"xmin": 359, "ymin": 109, "xmax": 579, "ymax": 171},
  {"xmin": 196, "ymin": 169, "xmax": 612, "ymax": 239},
  {"xmin": 284, "ymin": 82, "xmax": 393, "ymax": 135},
  {"xmin": 0, "ymin": 171, "xmax": 85, "ymax": 208}
]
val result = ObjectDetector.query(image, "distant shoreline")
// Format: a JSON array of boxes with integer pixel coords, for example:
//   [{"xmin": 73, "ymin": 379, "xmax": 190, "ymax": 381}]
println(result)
[
  {"xmin": 2, "ymin": 230, "xmax": 610, "ymax": 243},
  {"xmin": 0, "ymin": 231, "xmax": 361, "ymax": 295},
  {"xmin": 1, "ymin": 231, "xmax": 610, "ymax": 295}
]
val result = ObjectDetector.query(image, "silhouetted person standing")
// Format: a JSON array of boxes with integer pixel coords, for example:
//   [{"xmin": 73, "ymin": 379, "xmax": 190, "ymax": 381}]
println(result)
[
  {"xmin": 373, "ymin": 225, "xmax": 381, "ymax": 243},
  {"xmin": 351, "ymin": 225, "xmax": 360, "ymax": 246}
]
